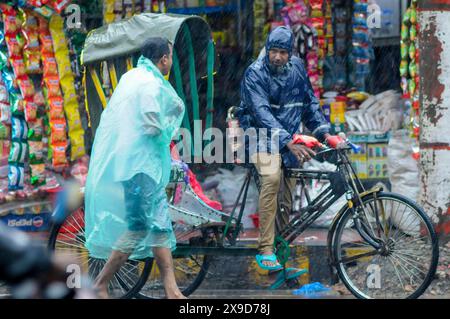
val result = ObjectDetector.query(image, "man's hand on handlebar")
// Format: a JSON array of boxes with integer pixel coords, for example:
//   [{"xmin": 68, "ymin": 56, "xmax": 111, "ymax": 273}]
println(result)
[
  {"xmin": 287, "ymin": 140, "xmax": 316, "ymax": 163},
  {"xmin": 324, "ymin": 133, "xmax": 347, "ymax": 149}
]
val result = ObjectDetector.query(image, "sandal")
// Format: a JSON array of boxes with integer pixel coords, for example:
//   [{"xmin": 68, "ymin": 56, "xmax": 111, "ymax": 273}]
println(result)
[
  {"xmin": 255, "ymin": 253, "xmax": 283, "ymax": 271},
  {"xmin": 269, "ymin": 267, "xmax": 308, "ymax": 290}
]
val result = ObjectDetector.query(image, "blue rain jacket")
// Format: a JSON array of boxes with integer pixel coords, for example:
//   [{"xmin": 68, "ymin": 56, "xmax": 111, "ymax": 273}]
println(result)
[{"xmin": 237, "ymin": 26, "xmax": 330, "ymax": 168}]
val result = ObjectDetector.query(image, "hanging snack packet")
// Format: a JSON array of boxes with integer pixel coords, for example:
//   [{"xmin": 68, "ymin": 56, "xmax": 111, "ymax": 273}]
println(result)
[
  {"xmin": 25, "ymin": 101, "xmax": 38, "ymax": 122},
  {"xmin": 0, "ymin": 103, "xmax": 11, "ymax": 124},
  {"xmin": 6, "ymin": 36, "xmax": 22, "ymax": 57},
  {"xmin": 39, "ymin": 33, "xmax": 54, "ymax": 54},
  {"xmin": 27, "ymin": 117, "xmax": 43, "ymax": 141},
  {"xmin": 24, "ymin": 50, "xmax": 41, "ymax": 74},
  {"xmin": 10, "ymin": 95, "xmax": 25, "ymax": 116},
  {"xmin": 9, "ymin": 140, "xmax": 28, "ymax": 163},
  {"xmin": 8, "ymin": 164, "xmax": 25, "ymax": 190},
  {"xmin": 18, "ymin": 77, "xmax": 35, "ymax": 98},
  {"xmin": 52, "ymin": 142, "xmax": 68, "ymax": 167},
  {"xmin": 400, "ymin": 60, "xmax": 408, "ymax": 77},
  {"xmin": 54, "ymin": 52, "xmax": 72, "ymax": 76},
  {"xmin": 30, "ymin": 163, "xmax": 46, "ymax": 186},
  {"xmin": 29, "ymin": 140, "xmax": 43, "ymax": 164},
  {"xmin": 37, "ymin": 16, "xmax": 49, "ymax": 33},
  {"xmin": 23, "ymin": 28, "xmax": 40, "ymax": 50},
  {"xmin": 33, "ymin": 90, "xmax": 45, "ymax": 106},
  {"xmin": 11, "ymin": 58, "xmax": 27, "ymax": 78},
  {"xmin": 43, "ymin": 55, "xmax": 59, "ymax": 76},
  {"xmin": 3, "ymin": 14, "xmax": 19, "ymax": 35},
  {"xmin": 1, "ymin": 69, "xmax": 16, "ymax": 92},
  {"xmin": 409, "ymin": 62, "xmax": 417, "ymax": 77},
  {"xmin": 69, "ymin": 129, "xmax": 85, "ymax": 160},
  {"xmin": 0, "ymin": 51, "xmax": 8, "ymax": 71},
  {"xmin": 11, "ymin": 117, "xmax": 28, "ymax": 140},
  {"xmin": 0, "ymin": 122, "xmax": 9, "ymax": 139},
  {"xmin": 44, "ymin": 76, "xmax": 62, "ymax": 98},
  {"xmin": 50, "ymin": 119, "xmax": 67, "ymax": 144},
  {"xmin": 51, "ymin": 29, "xmax": 68, "ymax": 53},
  {"xmin": 0, "ymin": 81, "xmax": 9, "ymax": 103},
  {"xmin": 49, "ymin": 97, "xmax": 65, "ymax": 120}
]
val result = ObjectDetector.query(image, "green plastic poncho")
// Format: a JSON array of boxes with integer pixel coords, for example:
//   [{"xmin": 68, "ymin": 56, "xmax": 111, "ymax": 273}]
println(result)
[{"xmin": 84, "ymin": 56, "xmax": 185, "ymax": 260}]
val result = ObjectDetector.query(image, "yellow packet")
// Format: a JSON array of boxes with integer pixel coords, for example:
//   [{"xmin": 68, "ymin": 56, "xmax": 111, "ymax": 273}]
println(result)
[
  {"xmin": 68, "ymin": 129, "xmax": 85, "ymax": 160},
  {"xmin": 65, "ymin": 104, "xmax": 83, "ymax": 129}
]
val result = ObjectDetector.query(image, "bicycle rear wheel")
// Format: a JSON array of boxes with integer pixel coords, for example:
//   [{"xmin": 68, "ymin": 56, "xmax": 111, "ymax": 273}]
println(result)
[
  {"xmin": 47, "ymin": 207, "xmax": 152, "ymax": 299},
  {"xmin": 48, "ymin": 209, "xmax": 211, "ymax": 299},
  {"xmin": 331, "ymin": 192, "xmax": 439, "ymax": 299}
]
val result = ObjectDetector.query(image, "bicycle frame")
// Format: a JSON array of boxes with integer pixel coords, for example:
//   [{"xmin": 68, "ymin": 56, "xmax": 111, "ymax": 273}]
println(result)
[
  {"xmin": 221, "ymin": 148, "xmax": 384, "ymax": 251},
  {"xmin": 171, "ymin": 148, "xmax": 384, "ymax": 259}
]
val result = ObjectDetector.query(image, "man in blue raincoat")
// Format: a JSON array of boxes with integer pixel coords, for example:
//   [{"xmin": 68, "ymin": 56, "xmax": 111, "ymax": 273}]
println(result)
[
  {"xmin": 84, "ymin": 37, "xmax": 186, "ymax": 299},
  {"xmin": 237, "ymin": 26, "xmax": 345, "ymax": 276}
]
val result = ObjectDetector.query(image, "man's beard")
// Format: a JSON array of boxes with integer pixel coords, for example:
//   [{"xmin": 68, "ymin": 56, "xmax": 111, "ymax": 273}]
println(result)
[{"xmin": 268, "ymin": 63, "xmax": 288, "ymax": 75}]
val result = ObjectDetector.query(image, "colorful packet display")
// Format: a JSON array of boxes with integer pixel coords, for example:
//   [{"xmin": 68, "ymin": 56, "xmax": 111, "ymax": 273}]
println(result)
[
  {"xmin": 8, "ymin": 140, "xmax": 28, "ymax": 163},
  {"xmin": 18, "ymin": 77, "xmax": 35, "ymax": 98},
  {"xmin": 11, "ymin": 58, "xmax": 27, "ymax": 78},
  {"xmin": 48, "ymin": 97, "xmax": 65, "ymax": 120},
  {"xmin": 2, "ymin": 10, "xmax": 20, "ymax": 35},
  {"xmin": 0, "ymin": 79, "xmax": 9, "ymax": 103},
  {"xmin": 8, "ymin": 163, "xmax": 24, "ymax": 190},
  {"xmin": 24, "ymin": 101, "xmax": 38, "ymax": 122},
  {"xmin": 24, "ymin": 50, "xmax": 41, "ymax": 73},
  {"xmin": 5, "ymin": 35, "xmax": 22, "ymax": 57},
  {"xmin": 0, "ymin": 122, "xmax": 10, "ymax": 139},
  {"xmin": 30, "ymin": 162, "xmax": 45, "ymax": 186},
  {"xmin": 39, "ymin": 33, "xmax": 54, "ymax": 54},
  {"xmin": 27, "ymin": 117, "xmax": 43, "ymax": 141},
  {"xmin": 10, "ymin": 94, "xmax": 25, "ymax": 116},
  {"xmin": 51, "ymin": 142, "xmax": 68, "ymax": 168},
  {"xmin": 43, "ymin": 54, "xmax": 58, "ymax": 76},
  {"xmin": 33, "ymin": 90, "xmax": 45, "ymax": 106},
  {"xmin": 50, "ymin": 119, "xmax": 67, "ymax": 144},
  {"xmin": 11, "ymin": 117, "xmax": 28, "ymax": 140},
  {"xmin": 44, "ymin": 75, "xmax": 62, "ymax": 98},
  {"xmin": 0, "ymin": 102, "xmax": 11, "ymax": 124},
  {"xmin": 50, "ymin": 14, "xmax": 85, "ymax": 160},
  {"xmin": 69, "ymin": 129, "xmax": 85, "ymax": 160},
  {"xmin": 28, "ymin": 140, "xmax": 43, "ymax": 164}
]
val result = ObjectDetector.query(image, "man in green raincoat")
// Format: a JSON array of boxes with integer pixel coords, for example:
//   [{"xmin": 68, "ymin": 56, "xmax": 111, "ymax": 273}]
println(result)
[{"xmin": 84, "ymin": 37, "xmax": 186, "ymax": 299}]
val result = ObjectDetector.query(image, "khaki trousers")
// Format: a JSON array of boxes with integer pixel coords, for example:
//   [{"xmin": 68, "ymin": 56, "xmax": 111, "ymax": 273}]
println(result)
[{"xmin": 251, "ymin": 153, "xmax": 296, "ymax": 253}]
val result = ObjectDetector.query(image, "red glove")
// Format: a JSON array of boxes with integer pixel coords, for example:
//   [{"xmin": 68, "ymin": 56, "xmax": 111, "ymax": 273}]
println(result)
[
  {"xmin": 292, "ymin": 134, "xmax": 323, "ymax": 148},
  {"xmin": 325, "ymin": 135, "xmax": 345, "ymax": 149}
]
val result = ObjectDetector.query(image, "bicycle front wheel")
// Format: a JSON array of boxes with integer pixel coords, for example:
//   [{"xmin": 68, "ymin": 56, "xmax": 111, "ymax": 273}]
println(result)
[{"xmin": 331, "ymin": 192, "xmax": 439, "ymax": 299}]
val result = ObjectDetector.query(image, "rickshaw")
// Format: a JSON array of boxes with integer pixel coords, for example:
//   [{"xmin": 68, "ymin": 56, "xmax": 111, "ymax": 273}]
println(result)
[{"xmin": 48, "ymin": 13, "xmax": 439, "ymax": 299}]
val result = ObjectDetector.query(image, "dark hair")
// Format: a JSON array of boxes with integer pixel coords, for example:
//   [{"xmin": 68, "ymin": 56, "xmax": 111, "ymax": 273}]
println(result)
[{"xmin": 141, "ymin": 37, "xmax": 172, "ymax": 64}]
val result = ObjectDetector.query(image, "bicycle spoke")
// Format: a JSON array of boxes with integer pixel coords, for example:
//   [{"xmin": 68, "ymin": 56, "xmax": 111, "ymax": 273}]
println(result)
[
  {"xmin": 56, "ymin": 232, "xmax": 85, "ymax": 247},
  {"xmin": 387, "ymin": 256, "xmax": 406, "ymax": 291},
  {"xmin": 390, "ymin": 252, "xmax": 427, "ymax": 277},
  {"xmin": 56, "ymin": 239, "xmax": 85, "ymax": 250},
  {"xmin": 394, "ymin": 250, "xmax": 430, "ymax": 261},
  {"xmin": 389, "ymin": 254, "xmax": 423, "ymax": 286}
]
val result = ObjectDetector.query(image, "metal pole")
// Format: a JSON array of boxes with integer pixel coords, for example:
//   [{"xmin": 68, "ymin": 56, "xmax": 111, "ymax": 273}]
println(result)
[{"xmin": 418, "ymin": 0, "xmax": 450, "ymax": 242}]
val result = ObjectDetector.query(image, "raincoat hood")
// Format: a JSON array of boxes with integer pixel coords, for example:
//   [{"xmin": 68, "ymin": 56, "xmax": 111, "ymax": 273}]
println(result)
[
  {"xmin": 265, "ymin": 26, "xmax": 294, "ymax": 57},
  {"xmin": 264, "ymin": 26, "xmax": 294, "ymax": 74}
]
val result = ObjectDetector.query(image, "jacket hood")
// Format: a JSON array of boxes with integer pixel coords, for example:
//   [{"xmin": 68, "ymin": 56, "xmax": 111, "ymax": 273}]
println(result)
[{"xmin": 265, "ymin": 26, "xmax": 294, "ymax": 56}]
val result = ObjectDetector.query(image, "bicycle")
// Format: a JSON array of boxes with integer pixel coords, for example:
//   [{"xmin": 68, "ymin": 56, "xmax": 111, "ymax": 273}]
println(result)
[{"xmin": 47, "ymin": 141, "xmax": 439, "ymax": 299}]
